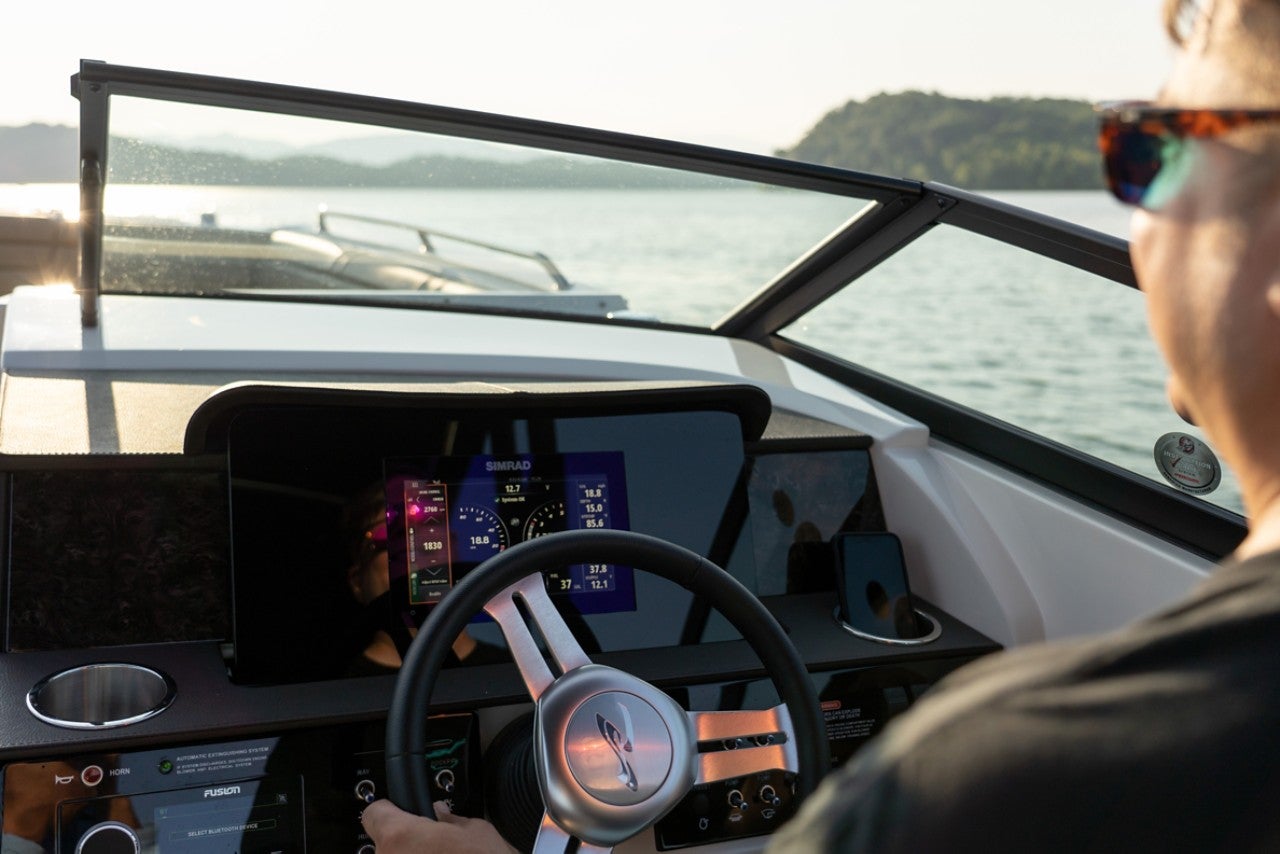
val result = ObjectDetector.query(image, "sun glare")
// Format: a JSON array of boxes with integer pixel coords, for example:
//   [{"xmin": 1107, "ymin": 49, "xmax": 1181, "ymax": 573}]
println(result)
[{"xmin": 0, "ymin": 184, "xmax": 79, "ymax": 221}]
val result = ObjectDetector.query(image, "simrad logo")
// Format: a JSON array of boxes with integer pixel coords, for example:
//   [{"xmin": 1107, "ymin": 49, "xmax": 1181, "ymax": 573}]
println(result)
[
  {"xmin": 485, "ymin": 460, "xmax": 532, "ymax": 472},
  {"xmin": 203, "ymin": 785, "xmax": 242, "ymax": 798}
]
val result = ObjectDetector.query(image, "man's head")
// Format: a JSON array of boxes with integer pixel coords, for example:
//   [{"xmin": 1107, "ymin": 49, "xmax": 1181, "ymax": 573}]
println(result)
[{"xmin": 1126, "ymin": 0, "xmax": 1280, "ymax": 517}]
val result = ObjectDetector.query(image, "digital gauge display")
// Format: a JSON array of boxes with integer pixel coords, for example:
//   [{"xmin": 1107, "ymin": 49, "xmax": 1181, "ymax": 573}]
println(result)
[{"xmin": 384, "ymin": 452, "xmax": 633, "ymax": 621}]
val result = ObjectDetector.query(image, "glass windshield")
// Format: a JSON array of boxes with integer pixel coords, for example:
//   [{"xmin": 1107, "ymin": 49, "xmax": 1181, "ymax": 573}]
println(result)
[
  {"xmin": 782, "ymin": 220, "xmax": 1244, "ymax": 516},
  {"xmin": 100, "ymin": 96, "xmax": 871, "ymax": 326}
]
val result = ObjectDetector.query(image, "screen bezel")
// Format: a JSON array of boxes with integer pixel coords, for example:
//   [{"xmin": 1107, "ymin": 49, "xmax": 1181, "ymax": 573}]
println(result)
[{"xmin": 221, "ymin": 388, "xmax": 764, "ymax": 684}]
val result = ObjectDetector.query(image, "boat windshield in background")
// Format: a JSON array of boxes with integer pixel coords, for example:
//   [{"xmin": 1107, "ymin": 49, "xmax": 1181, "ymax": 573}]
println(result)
[
  {"xmin": 72, "ymin": 61, "xmax": 888, "ymax": 328},
  {"xmin": 66, "ymin": 60, "xmax": 1245, "ymax": 529}
]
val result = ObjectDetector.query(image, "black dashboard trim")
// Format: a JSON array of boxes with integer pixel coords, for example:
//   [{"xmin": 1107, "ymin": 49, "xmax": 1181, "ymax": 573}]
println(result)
[
  {"xmin": 184, "ymin": 383, "xmax": 774, "ymax": 453},
  {"xmin": 0, "ymin": 594, "xmax": 996, "ymax": 763}
]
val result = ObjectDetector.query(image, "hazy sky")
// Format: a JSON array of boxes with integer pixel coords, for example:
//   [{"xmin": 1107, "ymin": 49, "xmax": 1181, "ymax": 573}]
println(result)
[{"xmin": 4, "ymin": 0, "xmax": 1173, "ymax": 153}]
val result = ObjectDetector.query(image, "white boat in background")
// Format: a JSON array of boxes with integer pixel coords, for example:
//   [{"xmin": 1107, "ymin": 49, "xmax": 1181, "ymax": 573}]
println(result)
[{"xmin": 0, "ymin": 61, "xmax": 1241, "ymax": 853}]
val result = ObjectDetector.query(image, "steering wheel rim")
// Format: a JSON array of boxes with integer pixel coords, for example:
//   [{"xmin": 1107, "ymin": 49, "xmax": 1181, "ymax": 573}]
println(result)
[{"xmin": 386, "ymin": 529, "xmax": 828, "ymax": 849}]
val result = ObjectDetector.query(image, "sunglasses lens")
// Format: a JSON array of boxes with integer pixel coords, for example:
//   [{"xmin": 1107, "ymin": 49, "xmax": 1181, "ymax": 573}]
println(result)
[
  {"xmin": 1142, "ymin": 135, "xmax": 1198, "ymax": 212},
  {"xmin": 1105, "ymin": 126, "xmax": 1164, "ymax": 205},
  {"xmin": 1103, "ymin": 122, "xmax": 1197, "ymax": 211}
]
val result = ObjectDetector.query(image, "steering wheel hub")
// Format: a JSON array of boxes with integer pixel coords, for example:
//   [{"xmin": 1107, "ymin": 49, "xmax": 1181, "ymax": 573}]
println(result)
[{"xmin": 564, "ymin": 691, "xmax": 673, "ymax": 806}]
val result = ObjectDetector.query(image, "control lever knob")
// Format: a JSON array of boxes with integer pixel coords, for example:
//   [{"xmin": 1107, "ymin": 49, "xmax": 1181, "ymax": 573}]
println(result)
[
  {"xmin": 355, "ymin": 779, "xmax": 377, "ymax": 804},
  {"xmin": 727, "ymin": 789, "xmax": 747, "ymax": 811},
  {"xmin": 434, "ymin": 768, "xmax": 456, "ymax": 794},
  {"xmin": 759, "ymin": 784, "xmax": 782, "ymax": 807}
]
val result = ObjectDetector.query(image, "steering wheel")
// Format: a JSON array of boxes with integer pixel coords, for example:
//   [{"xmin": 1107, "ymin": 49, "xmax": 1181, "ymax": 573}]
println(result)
[{"xmin": 386, "ymin": 529, "xmax": 829, "ymax": 852}]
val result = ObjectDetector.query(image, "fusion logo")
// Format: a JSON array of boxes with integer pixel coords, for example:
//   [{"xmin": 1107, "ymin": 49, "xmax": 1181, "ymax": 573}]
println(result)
[
  {"xmin": 485, "ymin": 459, "xmax": 533, "ymax": 472},
  {"xmin": 596, "ymin": 703, "xmax": 638, "ymax": 792},
  {"xmin": 203, "ymin": 785, "xmax": 242, "ymax": 798}
]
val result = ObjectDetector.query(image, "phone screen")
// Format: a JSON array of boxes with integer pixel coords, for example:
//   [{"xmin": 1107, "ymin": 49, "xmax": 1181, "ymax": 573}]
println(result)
[{"xmin": 833, "ymin": 532, "xmax": 920, "ymax": 640}]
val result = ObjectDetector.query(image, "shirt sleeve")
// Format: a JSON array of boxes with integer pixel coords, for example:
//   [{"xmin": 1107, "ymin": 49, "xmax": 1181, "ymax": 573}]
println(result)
[{"xmin": 767, "ymin": 739, "xmax": 911, "ymax": 853}]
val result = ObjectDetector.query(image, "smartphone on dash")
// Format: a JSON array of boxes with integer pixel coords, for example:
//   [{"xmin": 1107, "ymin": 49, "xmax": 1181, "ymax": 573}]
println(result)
[{"xmin": 833, "ymin": 532, "xmax": 920, "ymax": 640}]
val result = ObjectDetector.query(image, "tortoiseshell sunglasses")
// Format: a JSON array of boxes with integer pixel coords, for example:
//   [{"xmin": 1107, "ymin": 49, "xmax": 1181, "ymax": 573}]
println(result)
[{"xmin": 1096, "ymin": 100, "xmax": 1280, "ymax": 210}]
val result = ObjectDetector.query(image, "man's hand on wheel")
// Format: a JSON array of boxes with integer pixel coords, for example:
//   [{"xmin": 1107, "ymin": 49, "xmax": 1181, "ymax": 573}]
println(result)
[{"xmin": 361, "ymin": 798, "xmax": 517, "ymax": 854}]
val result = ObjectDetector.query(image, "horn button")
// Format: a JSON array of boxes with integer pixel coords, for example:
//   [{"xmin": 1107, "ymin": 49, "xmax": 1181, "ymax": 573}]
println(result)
[
  {"xmin": 564, "ymin": 691, "xmax": 673, "ymax": 805},
  {"xmin": 536, "ymin": 664, "xmax": 695, "ymax": 842}
]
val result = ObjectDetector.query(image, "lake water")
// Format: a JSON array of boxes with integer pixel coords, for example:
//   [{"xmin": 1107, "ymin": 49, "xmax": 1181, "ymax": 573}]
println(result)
[
  {"xmin": 0, "ymin": 183, "xmax": 1132, "ymax": 322},
  {"xmin": 0, "ymin": 183, "xmax": 1243, "ymax": 515}
]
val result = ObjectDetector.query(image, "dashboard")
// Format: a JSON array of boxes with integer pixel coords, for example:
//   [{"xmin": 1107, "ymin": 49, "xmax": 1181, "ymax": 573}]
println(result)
[{"xmin": 0, "ymin": 382, "xmax": 999, "ymax": 852}]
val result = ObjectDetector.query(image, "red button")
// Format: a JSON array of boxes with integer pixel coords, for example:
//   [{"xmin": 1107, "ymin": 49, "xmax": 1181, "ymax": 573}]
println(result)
[{"xmin": 81, "ymin": 765, "xmax": 104, "ymax": 786}]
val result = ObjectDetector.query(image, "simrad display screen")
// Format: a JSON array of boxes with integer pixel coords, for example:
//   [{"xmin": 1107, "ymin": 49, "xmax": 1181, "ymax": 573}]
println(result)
[
  {"xmin": 215, "ymin": 393, "xmax": 874, "ymax": 684},
  {"xmin": 385, "ymin": 452, "xmax": 634, "ymax": 623}
]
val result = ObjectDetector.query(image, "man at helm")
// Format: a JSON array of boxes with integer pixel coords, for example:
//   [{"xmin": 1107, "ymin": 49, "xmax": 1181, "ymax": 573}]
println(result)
[{"xmin": 364, "ymin": 0, "xmax": 1280, "ymax": 848}]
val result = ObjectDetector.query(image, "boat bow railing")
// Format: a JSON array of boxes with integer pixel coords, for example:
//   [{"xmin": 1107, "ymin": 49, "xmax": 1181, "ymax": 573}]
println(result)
[{"xmin": 317, "ymin": 210, "xmax": 572, "ymax": 291}]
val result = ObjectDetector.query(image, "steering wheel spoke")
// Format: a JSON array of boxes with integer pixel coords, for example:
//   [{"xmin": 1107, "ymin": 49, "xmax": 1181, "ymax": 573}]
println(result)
[
  {"xmin": 531, "ymin": 812, "xmax": 614, "ymax": 854},
  {"xmin": 690, "ymin": 704, "xmax": 799, "ymax": 784},
  {"xmin": 483, "ymin": 574, "xmax": 592, "ymax": 700},
  {"xmin": 531, "ymin": 812, "xmax": 574, "ymax": 853}
]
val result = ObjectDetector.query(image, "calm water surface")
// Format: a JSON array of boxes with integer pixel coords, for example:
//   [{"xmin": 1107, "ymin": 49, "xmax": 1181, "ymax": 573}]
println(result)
[{"xmin": 0, "ymin": 183, "xmax": 1242, "ymax": 514}]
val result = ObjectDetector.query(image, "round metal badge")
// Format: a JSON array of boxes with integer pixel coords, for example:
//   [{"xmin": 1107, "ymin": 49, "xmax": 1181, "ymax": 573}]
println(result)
[{"xmin": 1153, "ymin": 433, "xmax": 1221, "ymax": 495}]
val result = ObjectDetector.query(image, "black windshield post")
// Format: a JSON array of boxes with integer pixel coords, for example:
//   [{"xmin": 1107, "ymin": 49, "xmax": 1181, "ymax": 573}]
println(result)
[{"xmin": 71, "ymin": 62, "xmax": 109, "ymax": 329}]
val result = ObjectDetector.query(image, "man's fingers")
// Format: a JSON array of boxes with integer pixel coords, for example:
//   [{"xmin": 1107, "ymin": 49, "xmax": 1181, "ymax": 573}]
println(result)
[
  {"xmin": 361, "ymin": 797, "xmax": 517, "ymax": 854},
  {"xmin": 434, "ymin": 799, "xmax": 467, "ymax": 825},
  {"xmin": 361, "ymin": 799, "xmax": 434, "ymax": 844}
]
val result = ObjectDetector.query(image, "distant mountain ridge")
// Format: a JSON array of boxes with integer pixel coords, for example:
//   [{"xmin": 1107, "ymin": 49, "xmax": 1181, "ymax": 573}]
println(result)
[
  {"xmin": 102, "ymin": 137, "xmax": 730, "ymax": 188},
  {"xmin": 1, "ymin": 93, "xmax": 1103, "ymax": 189},
  {"xmin": 0, "ymin": 124, "xmax": 727, "ymax": 188},
  {"xmin": 777, "ymin": 91, "xmax": 1099, "ymax": 190},
  {"xmin": 0, "ymin": 124, "xmax": 534, "ymax": 183}
]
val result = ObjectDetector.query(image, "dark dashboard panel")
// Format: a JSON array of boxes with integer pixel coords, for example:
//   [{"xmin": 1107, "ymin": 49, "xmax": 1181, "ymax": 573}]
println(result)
[
  {"xmin": 5, "ymin": 465, "xmax": 230, "ymax": 652},
  {"xmin": 0, "ymin": 384, "xmax": 1001, "ymax": 852},
  {"xmin": 2, "ymin": 386, "xmax": 887, "ymax": 671},
  {"xmin": 0, "ymin": 438, "xmax": 884, "ymax": 665}
]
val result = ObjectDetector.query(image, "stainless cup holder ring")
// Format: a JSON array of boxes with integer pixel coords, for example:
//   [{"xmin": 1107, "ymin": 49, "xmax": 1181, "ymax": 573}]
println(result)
[
  {"xmin": 27, "ymin": 663, "xmax": 176, "ymax": 729},
  {"xmin": 833, "ymin": 607, "xmax": 942, "ymax": 646}
]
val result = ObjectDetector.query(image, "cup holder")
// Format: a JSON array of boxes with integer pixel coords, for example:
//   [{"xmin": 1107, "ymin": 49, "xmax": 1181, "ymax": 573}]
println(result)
[
  {"xmin": 27, "ymin": 663, "xmax": 175, "ymax": 729},
  {"xmin": 833, "ymin": 607, "xmax": 942, "ymax": 646}
]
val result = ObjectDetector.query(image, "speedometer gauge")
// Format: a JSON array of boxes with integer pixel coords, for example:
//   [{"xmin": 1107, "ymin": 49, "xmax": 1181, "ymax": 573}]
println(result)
[
  {"xmin": 522, "ymin": 500, "xmax": 567, "ymax": 541},
  {"xmin": 451, "ymin": 504, "xmax": 509, "ymax": 562}
]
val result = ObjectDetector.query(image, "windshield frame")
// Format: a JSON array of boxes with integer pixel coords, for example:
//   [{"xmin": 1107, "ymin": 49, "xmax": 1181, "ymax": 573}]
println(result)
[
  {"xmin": 69, "ymin": 62, "xmax": 1137, "ymax": 351},
  {"xmin": 71, "ymin": 59, "xmax": 922, "ymax": 329}
]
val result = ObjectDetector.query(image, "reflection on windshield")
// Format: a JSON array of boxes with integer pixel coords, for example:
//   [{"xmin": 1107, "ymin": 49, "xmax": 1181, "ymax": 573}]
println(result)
[{"xmin": 100, "ymin": 97, "xmax": 866, "ymax": 326}]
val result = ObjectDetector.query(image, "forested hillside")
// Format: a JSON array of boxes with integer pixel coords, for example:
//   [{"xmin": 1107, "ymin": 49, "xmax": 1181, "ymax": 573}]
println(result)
[
  {"xmin": 777, "ymin": 91, "xmax": 1099, "ymax": 189},
  {"xmin": 2, "ymin": 92, "xmax": 1102, "ymax": 189}
]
